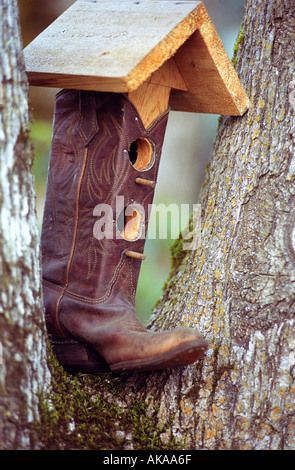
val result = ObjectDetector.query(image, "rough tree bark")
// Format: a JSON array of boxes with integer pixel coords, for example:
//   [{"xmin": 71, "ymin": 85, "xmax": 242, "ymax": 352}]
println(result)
[
  {"xmin": 132, "ymin": 0, "xmax": 295, "ymax": 450},
  {"xmin": 1, "ymin": 0, "xmax": 295, "ymax": 451},
  {"xmin": 0, "ymin": 0, "xmax": 50, "ymax": 450}
]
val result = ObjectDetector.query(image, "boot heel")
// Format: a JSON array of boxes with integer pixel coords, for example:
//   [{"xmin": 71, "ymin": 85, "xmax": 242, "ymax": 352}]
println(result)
[{"xmin": 49, "ymin": 336, "xmax": 111, "ymax": 374}]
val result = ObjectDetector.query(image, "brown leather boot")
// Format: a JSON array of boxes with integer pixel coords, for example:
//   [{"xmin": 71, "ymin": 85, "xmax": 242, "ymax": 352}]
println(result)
[{"xmin": 41, "ymin": 89, "xmax": 208, "ymax": 373}]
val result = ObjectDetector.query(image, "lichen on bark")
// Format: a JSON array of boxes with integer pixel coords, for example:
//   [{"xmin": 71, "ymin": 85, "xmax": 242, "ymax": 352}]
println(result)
[
  {"xmin": 0, "ymin": 0, "xmax": 50, "ymax": 450},
  {"xmin": 141, "ymin": 0, "xmax": 295, "ymax": 450}
]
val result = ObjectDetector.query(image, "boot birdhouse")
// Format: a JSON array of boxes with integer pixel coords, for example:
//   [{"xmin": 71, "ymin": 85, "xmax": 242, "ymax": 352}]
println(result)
[{"xmin": 23, "ymin": 0, "xmax": 249, "ymax": 374}]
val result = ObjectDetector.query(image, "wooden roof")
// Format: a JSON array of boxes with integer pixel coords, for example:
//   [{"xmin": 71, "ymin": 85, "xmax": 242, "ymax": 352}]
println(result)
[{"xmin": 23, "ymin": 0, "xmax": 249, "ymax": 116}]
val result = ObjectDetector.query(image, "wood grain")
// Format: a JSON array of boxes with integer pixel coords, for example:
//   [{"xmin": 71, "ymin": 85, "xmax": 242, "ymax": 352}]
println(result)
[
  {"xmin": 127, "ymin": 58, "xmax": 186, "ymax": 128},
  {"xmin": 24, "ymin": 0, "xmax": 200, "ymax": 92},
  {"xmin": 23, "ymin": 0, "xmax": 250, "ymax": 116}
]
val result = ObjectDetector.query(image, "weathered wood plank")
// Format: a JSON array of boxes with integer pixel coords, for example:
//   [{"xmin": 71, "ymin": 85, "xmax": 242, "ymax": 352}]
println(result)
[
  {"xmin": 170, "ymin": 13, "xmax": 250, "ymax": 115},
  {"xmin": 23, "ymin": 0, "xmax": 250, "ymax": 116},
  {"xmin": 24, "ymin": 0, "xmax": 201, "ymax": 92}
]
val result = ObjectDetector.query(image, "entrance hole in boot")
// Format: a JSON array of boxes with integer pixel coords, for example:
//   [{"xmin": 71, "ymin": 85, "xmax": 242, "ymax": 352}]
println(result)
[
  {"xmin": 117, "ymin": 205, "xmax": 143, "ymax": 240},
  {"xmin": 128, "ymin": 137, "xmax": 154, "ymax": 171}
]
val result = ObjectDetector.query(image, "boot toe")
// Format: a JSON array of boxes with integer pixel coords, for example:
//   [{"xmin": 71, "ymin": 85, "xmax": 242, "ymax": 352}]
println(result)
[{"xmin": 109, "ymin": 327, "xmax": 208, "ymax": 372}]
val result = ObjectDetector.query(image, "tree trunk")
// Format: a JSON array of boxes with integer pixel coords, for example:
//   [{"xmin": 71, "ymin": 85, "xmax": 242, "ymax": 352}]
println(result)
[
  {"xmin": 137, "ymin": 0, "xmax": 295, "ymax": 450},
  {"xmin": 0, "ymin": 0, "xmax": 50, "ymax": 450}
]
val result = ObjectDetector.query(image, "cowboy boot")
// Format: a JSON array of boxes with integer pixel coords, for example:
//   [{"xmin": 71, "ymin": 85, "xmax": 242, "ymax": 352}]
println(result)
[{"xmin": 41, "ymin": 88, "xmax": 208, "ymax": 373}]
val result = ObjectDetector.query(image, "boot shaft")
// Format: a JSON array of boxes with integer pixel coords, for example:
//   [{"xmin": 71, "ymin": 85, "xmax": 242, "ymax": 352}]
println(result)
[{"xmin": 41, "ymin": 89, "xmax": 169, "ymax": 303}]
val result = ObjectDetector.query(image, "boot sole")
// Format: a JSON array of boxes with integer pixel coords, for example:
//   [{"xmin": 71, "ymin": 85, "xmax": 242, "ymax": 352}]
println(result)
[
  {"xmin": 109, "ymin": 338, "xmax": 208, "ymax": 372},
  {"xmin": 50, "ymin": 336, "xmax": 111, "ymax": 374},
  {"xmin": 50, "ymin": 336, "xmax": 208, "ymax": 374}
]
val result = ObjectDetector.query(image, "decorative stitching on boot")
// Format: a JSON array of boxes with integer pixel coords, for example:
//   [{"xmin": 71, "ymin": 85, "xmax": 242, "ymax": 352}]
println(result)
[
  {"xmin": 77, "ymin": 90, "xmax": 99, "ymax": 146},
  {"xmin": 65, "ymin": 248, "xmax": 143, "ymax": 305},
  {"xmin": 53, "ymin": 147, "xmax": 90, "ymax": 336},
  {"xmin": 66, "ymin": 250, "xmax": 128, "ymax": 304}
]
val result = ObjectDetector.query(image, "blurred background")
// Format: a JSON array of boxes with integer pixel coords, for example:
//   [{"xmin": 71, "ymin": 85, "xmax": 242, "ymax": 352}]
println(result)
[{"xmin": 19, "ymin": 0, "xmax": 245, "ymax": 324}]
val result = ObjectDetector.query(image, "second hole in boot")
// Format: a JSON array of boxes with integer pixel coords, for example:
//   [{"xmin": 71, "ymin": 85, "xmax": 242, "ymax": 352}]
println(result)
[{"xmin": 118, "ymin": 206, "xmax": 143, "ymax": 240}]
